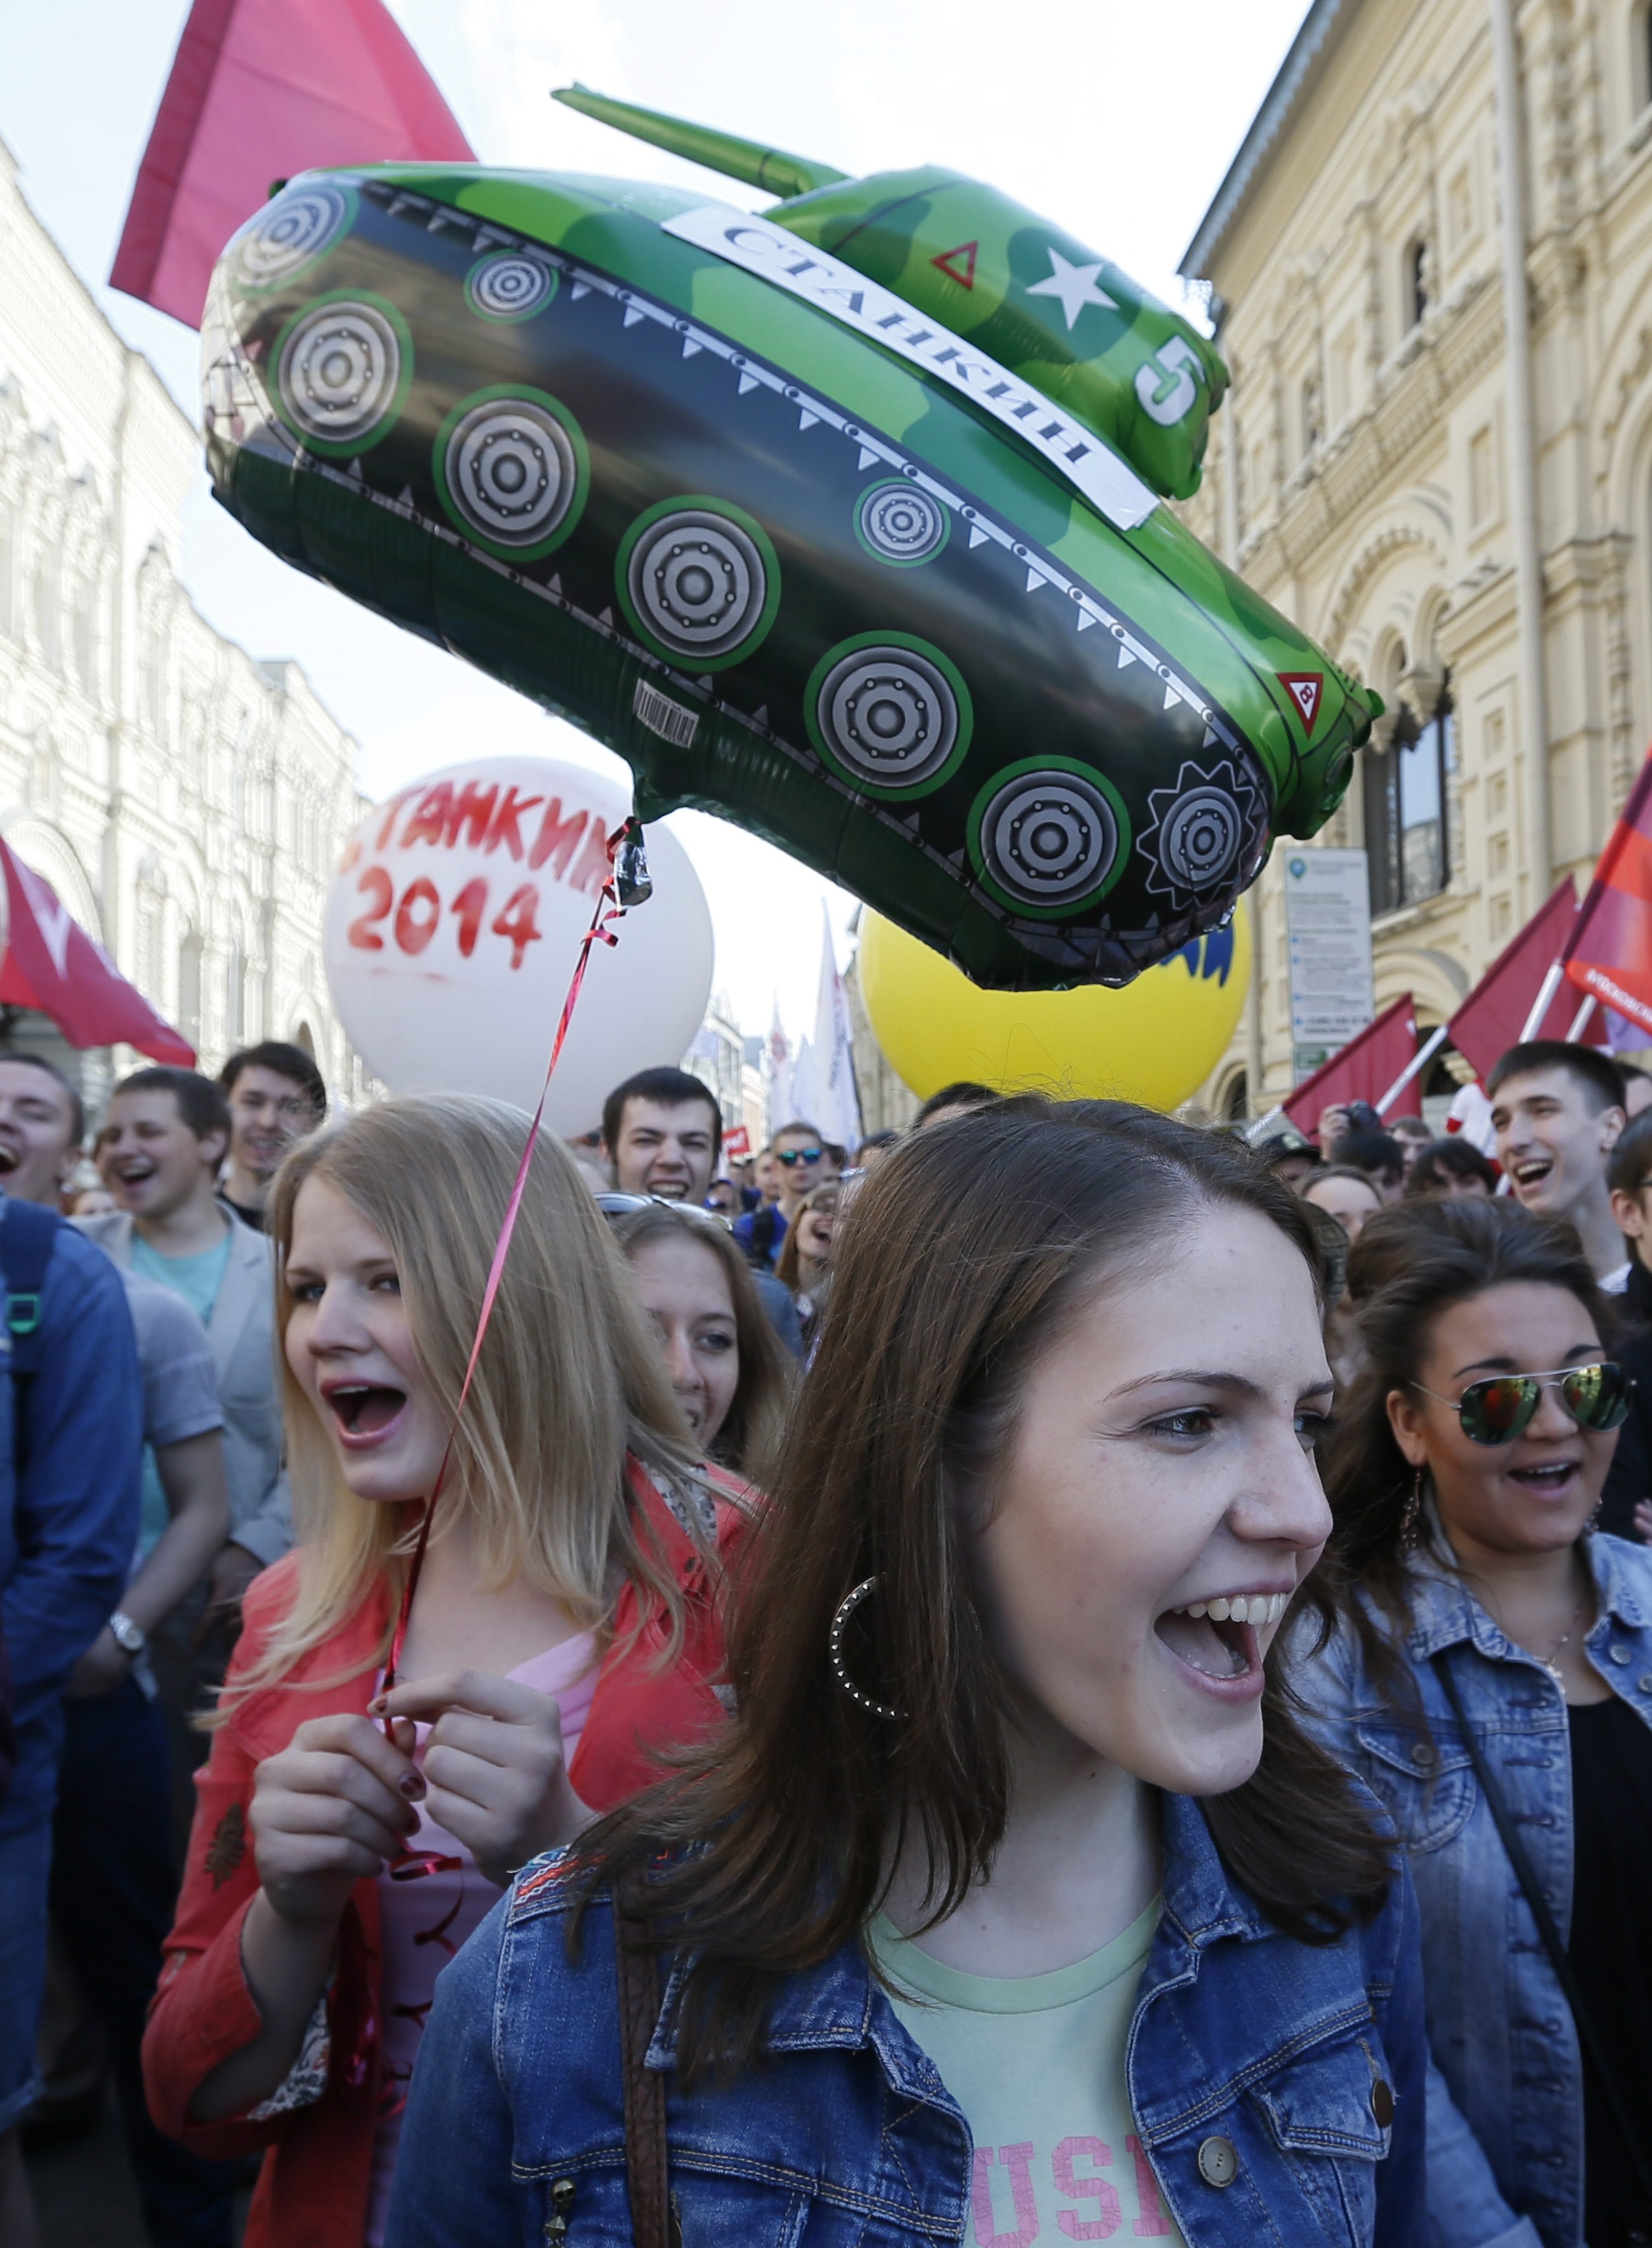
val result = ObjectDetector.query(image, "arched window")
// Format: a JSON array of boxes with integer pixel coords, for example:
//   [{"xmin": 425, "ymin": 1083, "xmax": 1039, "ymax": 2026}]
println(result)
[
  {"xmin": 1406, "ymin": 238, "xmax": 1430, "ymax": 330},
  {"xmin": 1363, "ymin": 673, "xmax": 1454, "ymax": 914}
]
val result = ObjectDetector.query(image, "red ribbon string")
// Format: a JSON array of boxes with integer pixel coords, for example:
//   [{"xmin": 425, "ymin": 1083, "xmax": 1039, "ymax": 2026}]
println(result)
[{"xmin": 379, "ymin": 820, "xmax": 636, "ymax": 1876}]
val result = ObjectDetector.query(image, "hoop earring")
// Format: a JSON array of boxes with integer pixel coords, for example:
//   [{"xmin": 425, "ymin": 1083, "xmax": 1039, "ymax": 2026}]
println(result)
[
  {"xmin": 1399, "ymin": 1467, "xmax": 1425, "ymax": 1552},
  {"xmin": 829, "ymin": 1577, "xmax": 902, "ymax": 1721}
]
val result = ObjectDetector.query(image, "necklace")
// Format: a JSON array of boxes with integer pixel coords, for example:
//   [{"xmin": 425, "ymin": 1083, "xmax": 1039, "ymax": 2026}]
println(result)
[{"xmin": 1482, "ymin": 1588, "xmax": 1589, "ymax": 1680}]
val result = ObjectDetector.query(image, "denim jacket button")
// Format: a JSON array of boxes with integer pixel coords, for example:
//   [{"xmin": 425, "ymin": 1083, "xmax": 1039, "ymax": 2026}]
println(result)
[
  {"xmin": 1410, "ymin": 1743, "xmax": 1436, "ymax": 1769},
  {"xmin": 1197, "ymin": 2136, "xmax": 1239, "ymax": 2188},
  {"xmin": 1372, "ymin": 2080, "xmax": 1395, "ymax": 2128},
  {"xmin": 1638, "ymin": 1674, "xmax": 1652, "ymax": 1694},
  {"xmin": 1609, "ymin": 1644, "xmax": 1631, "ymax": 1665}
]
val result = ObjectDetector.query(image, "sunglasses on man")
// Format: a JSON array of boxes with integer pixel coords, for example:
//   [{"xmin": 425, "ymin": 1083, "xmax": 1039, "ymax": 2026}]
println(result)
[
  {"xmin": 1413, "ymin": 1363, "xmax": 1633, "ymax": 1446},
  {"xmin": 774, "ymin": 1146, "xmax": 825, "ymax": 1167}
]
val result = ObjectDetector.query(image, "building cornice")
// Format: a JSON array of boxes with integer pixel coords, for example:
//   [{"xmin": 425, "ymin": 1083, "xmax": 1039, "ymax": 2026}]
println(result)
[{"xmin": 1179, "ymin": 0, "xmax": 1355, "ymax": 281}]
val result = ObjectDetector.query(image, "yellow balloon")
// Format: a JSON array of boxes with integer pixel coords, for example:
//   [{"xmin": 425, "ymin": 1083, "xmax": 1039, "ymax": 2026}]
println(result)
[{"xmin": 858, "ymin": 909, "xmax": 1251, "ymax": 1111}]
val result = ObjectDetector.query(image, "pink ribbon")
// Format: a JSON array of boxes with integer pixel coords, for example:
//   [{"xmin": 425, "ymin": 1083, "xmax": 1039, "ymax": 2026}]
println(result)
[{"xmin": 380, "ymin": 818, "xmax": 636, "ymax": 1876}]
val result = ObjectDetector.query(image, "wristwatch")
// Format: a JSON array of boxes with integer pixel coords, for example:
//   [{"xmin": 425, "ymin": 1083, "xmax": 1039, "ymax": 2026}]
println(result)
[{"xmin": 108, "ymin": 1610, "xmax": 147, "ymax": 1656}]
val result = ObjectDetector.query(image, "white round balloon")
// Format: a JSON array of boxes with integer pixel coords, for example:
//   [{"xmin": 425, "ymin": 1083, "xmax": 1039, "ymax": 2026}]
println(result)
[{"xmin": 324, "ymin": 756, "xmax": 714, "ymax": 1133}]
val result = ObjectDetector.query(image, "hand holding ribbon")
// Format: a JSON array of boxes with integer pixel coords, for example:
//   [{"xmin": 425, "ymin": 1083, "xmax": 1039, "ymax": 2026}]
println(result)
[{"xmin": 372, "ymin": 1670, "xmax": 594, "ymax": 1889}]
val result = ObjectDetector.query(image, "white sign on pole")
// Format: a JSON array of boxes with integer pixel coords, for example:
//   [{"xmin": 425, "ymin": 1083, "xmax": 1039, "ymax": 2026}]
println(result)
[{"xmin": 1283, "ymin": 848, "xmax": 1374, "ymax": 1076}]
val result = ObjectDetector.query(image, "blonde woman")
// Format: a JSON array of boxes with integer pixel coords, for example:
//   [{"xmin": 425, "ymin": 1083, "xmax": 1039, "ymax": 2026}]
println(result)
[{"xmin": 142, "ymin": 1097, "xmax": 746, "ymax": 2248}]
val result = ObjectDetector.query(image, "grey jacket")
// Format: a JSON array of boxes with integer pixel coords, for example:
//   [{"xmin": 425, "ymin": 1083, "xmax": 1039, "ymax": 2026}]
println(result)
[{"xmin": 74, "ymin": 1204, "xmax": 291, "ymax": 1565}]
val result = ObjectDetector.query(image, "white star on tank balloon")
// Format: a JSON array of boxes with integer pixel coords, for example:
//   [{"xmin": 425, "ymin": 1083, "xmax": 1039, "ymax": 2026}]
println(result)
[{"xmin": 1024, "ymin": 246, "xmax": 1119, "ymax": 330}]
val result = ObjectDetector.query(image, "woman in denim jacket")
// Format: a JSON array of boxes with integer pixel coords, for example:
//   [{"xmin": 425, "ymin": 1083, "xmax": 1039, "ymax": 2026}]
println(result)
[
  {"xmin": 1299, "ymin": 1197, "xmax": 1652, "ymax": 2248},
  {"xmin": 389, "ymin": 1101, "xmax": 1425, "ymax": 2247}
]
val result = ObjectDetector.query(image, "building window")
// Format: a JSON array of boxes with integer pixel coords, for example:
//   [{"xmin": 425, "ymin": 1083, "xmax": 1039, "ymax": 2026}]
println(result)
[
  {"xmin": 1364, "ymin": 676, "xmax": 1453, "ymax": 915},
  {"xmin": 1406, "ymin": 238, "xmax": 1430, "ymax": 330}
]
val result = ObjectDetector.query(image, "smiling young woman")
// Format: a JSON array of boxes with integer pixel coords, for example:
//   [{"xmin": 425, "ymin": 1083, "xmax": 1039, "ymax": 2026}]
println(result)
[
  {"xmin": 385, "ymin": 1101, "xmax": 1425, "ymax": 2248},
  {"xmin": 609, "ymin": 1200, "xmax": 792, "ymax": 1480},
  {"xmin": 140, "ymin": 1096, "xmax": 752, "ymax": 2248},
  {"xmin": 1301, "ymin": 1197, "xmax": 1652, "ymax": 2248}
]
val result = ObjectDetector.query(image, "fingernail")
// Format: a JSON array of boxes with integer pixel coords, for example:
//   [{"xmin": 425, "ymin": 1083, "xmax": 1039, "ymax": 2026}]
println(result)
[
  {"xmin": 400, "ymin": 1773, "xmax": 425, "ymax": 1799},
  {"xmin": 368, "ymin": 1695, "xmax": 389, "ymax": 1715}
]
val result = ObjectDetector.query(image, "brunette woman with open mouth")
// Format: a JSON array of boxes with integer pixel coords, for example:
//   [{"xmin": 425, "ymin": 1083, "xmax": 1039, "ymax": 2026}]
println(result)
[
  {"xmin": 387, "ymin": 1100, "xmax": 1425, "ymax": 2247},
  {"xmin": 1302, "ymin": 1196, "xmax": 1652, "ymax": 2248},
  {"xmin": 141, "ymin": 1095, "xmax": 750, "ymax": 2248}
]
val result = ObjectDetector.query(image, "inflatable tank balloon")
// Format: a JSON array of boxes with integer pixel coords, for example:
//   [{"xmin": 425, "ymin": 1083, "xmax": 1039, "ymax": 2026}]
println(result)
[{"xmin": 200, "ymin": 89, "xmax": 1378, "ymax": 991}]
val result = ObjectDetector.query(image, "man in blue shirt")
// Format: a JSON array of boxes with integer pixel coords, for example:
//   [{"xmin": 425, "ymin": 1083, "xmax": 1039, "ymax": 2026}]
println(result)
[{"xmin": 0, "ymin": 1185, "xmax": 142, "ymax": 2246}]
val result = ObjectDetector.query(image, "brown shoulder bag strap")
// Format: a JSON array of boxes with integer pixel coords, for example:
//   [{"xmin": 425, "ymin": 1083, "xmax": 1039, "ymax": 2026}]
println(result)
[{"xmin": 615, "ymin": 1881, "xmax": 678, "ymax": 2248}]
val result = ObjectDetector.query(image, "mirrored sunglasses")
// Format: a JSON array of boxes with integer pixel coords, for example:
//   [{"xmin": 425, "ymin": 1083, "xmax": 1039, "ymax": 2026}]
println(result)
[
  {"xmin": 1415, "ymin": 1362, "xmax": 1632, "ymax": 1446},
  {"xmin": 775, "ymin": 1146, "xmax": 824, "ymax": 1167},
  {"xmin": 594, "ymin": 1192, "xmax": 733, "ymax": 1233}
]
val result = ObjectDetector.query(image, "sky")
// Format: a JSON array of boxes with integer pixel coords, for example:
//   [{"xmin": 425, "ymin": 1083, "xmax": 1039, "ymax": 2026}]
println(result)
[{"xmin": 0, "ymin": 0, "xmax": 1307, "ymax": 1043}]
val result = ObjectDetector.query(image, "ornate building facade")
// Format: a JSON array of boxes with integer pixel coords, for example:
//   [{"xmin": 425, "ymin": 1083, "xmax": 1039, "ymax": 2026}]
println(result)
[
  {"xmin": 0, "ymin": 137, "xmax": 368, "ymax": 1114},
  {"xmin": 1179, "ymin": 0, "xmax": 1652, "ymax": 1112}
]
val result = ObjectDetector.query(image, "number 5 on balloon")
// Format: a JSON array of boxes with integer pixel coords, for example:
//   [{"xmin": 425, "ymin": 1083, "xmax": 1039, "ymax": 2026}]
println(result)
[{"xmin": 1134, "ymin": 337, "xmax": 1202, "ymax": 428}]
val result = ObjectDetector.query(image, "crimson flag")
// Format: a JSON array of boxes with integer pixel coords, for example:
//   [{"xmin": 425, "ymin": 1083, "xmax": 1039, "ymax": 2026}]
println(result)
[
  {"xmin": 1282, "ymin": 993, "xmax": 1420, "ymax": 1136},
  {"xmin": 0, "ymin": 842, "xmax": 195, "ymax": 1064},
  {"xmin": 111, "ymin": 0, "xmax": 474, "ymax": 329},
  {"xmin": 1446, "ymin": 880, "xmax": 1594, "ymax": 1078},
  {"xmin": 1564, "ymin": 753, "xmax": 1652, "ymax": 1036}
]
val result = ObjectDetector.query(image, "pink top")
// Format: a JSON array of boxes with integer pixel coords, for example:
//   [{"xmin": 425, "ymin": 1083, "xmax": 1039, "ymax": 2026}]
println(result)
[{"xmin": 364, "ymin": 1631, "xmax": 600, "ymax": 2246}]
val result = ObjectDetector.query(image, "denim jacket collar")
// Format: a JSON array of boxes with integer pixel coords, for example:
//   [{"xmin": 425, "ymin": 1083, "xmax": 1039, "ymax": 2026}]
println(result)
[
  {"xmin": 1400, "ymin": 1528, "xmax": 1649, "ymax": 1667},
  {"xmin": 647, "ymin": 1794, "xmax": 1263, "ymax": 2084}
]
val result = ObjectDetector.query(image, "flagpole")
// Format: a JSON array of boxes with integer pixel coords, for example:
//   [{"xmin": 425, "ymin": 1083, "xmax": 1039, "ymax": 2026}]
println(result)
[
  {"xmin": 1376, "ymin": 1023, "xmax": 1449, "ymax": 1117},
  {"xmin": 1565, "ymin": 994, "xmax": 1597, "ymax": 1041},
  {"xmin": 1518, "ymin": 959, "xmax": 1565, "ymax": 1043}
]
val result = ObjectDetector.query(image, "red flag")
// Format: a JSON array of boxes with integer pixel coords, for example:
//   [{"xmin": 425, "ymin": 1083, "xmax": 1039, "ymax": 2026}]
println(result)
[
  {"xmin": 1282, "ymin": 993, "xmax": 1420, "ymax": 1136},
  {"xmin": 1564, "ymin": 752, "xmax": 1652, "ymax": 1036},
  {"xmin": 110, "ymin": 0, "xmax": 474, "ymax": 329},
  {"xmin": 0, "ymin": 842, "xmax": 195, "ymax": 1064},
  {"xmin": 1446, "ymin": 880, "xmax": 1592, "ymax": 1078}
]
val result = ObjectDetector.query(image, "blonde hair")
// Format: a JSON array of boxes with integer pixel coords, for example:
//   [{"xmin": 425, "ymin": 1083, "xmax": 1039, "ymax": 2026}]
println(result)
[{"xmin": 226, "ymin": 1093, "xmax": 709, "ymax": 1707}]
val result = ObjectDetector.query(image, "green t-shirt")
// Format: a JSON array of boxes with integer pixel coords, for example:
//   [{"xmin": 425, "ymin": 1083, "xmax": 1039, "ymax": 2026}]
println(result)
[
  {"xmin": 868, "ymin": 1896, "xmax": 1185, "ymax": 2245},
  {"xmin": 131, "ymin": 1229, "xmax": 232, "ymax": 1326}
]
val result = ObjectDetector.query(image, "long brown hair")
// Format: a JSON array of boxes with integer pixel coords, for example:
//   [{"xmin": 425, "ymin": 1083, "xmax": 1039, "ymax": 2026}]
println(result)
[
  {"xmin": 1312, "ymin": 1195, "xmax": 1609, "ymax": 1710},
  {"xmin": 223, "ymin": 1094, "xmax": 710, "ymax": 1711},
  {"xmin": 773, "ymin": 1180, "xmax": 839, "ymax": 1294},
  {"xmin": 581, "ymin": 1099, "xmax": 1395, "ymax": 2072},
  {"xmin": 610, "ymin": 1202, "xmax": 794, "ymax": 1485}
]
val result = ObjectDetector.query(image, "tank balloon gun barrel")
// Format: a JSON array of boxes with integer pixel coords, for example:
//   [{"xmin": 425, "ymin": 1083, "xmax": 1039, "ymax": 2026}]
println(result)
[{"xmin": 551, "ymin": 85, "xmax": 846, "ymax": 200}]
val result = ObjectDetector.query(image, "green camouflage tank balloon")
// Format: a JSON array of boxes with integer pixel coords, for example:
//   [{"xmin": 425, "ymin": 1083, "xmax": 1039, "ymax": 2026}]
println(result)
[{"xmin": 200, "ymin": 88, "xmax": 1378, "ymax": 990}]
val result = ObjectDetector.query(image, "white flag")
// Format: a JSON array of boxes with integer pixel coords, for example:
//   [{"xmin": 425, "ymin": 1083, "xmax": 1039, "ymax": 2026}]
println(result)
[
  {"xmin": 810, "ymin": 903, "xmax": 863, "ymax": 1153},
  {"xmin": 767, "ymin": 1001, "xmax": 793, "ymax": 1138}
]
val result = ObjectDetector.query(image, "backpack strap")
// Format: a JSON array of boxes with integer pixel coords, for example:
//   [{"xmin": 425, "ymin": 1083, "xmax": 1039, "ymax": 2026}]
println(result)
[
  {"xmin": 615, "ymin": 1878, "xmax": 679, "ymax": 2248},
  {"xmin": 0, "ymin": 1198, "xmax": 63, "ymax": 1477},
  {"xmin": 0, "ymin": 1197, "xmax": 61, "ymax": 1381}
]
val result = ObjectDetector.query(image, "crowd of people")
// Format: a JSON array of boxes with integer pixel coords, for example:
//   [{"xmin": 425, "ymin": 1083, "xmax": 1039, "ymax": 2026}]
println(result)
[{"xmin": 1, "ymin": 1032, "xmax": 1649, "ymax": 2246}]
